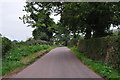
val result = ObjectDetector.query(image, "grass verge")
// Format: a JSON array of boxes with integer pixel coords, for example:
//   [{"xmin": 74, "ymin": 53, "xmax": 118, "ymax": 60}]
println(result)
[
  {"xmin": 68, "ymin": 46, "xmax": 120, "ymax": 80},
  {"xmin": 20, "ymin": 47, "xmax": 54, "ymax": 64},
  {"xmin": 2, "ymin": 45, "xmax": 55, "ymax": 76}
]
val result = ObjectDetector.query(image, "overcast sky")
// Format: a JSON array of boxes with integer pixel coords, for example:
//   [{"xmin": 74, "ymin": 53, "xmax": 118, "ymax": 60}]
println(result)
[{"xmin": 0, "ymin": 0, "xmax": 60, "ymax": 41}]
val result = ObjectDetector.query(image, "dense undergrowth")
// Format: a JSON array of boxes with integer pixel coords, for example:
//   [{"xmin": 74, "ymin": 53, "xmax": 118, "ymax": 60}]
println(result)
[
  {"xmin": 2, "ymin": 45, "xmax": 52, "ymax": 76},
  {"xmin": 69, "ymin": 47, "xmax": 120, "ymax": 80}
]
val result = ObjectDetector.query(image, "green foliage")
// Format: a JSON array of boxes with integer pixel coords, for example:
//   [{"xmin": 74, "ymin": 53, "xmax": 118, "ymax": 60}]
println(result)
[
  {"xmin": 51, "ymin": 33, "xmax": 71, "ymax": 46},
  {"xmin": 77, "ymin": 36, "xmax": 120, "ymax": 72},
  {"xmin": 118, "ymin": 29, "xmax": 120, "ymax": 35},
  {"xmin": 22, "ymin": 2, "xmax": 120, "ymax": 40},
  {"xmin": 61, "ymin": 2, "xmax": 120, "ymax": 38},
  {"xmin": 2, "ymin": 61, "xmax": 24, "ymax": 76},
  {"xmin": 33, "ymin": 31, "xmax": 49, "ymax": 41},
  {"xmin": 3, "ymin": 45, "xmax": 50, "ymax": 61},
  {"xmin": 0, "ymin": 33, "xmax": 2, "ymax": 37},
  {"xmin": 15, "ymin": 39, "xmax": 52, "ymax": 48},
  {"xmin": 25, "ymin": 39, "xmax": 52, "ymax": 46},
  {"xmin": 21, "ymin": 2, "xmax": 57, "ymax": 41},
  {"xmin": 50, "ymin": 22, "xmax": 72, "ymax": 46},
  {"xmin": 68, "ymin": 38, "xmax": 78, "ymax": 46},
  {"xmin": 2, "ymin": 45, "xmax": 50, "ymax": 76},
  {"xmin": 68, "ymin": 36, "xmax": 83, "ymax": 46},
  {"xmin": 69, "ymin": 47, "xmax": 120, "ymax": 79},
  {"xmin": 2, "ymin": 37, "xmax": 13, "ymax": 56}
]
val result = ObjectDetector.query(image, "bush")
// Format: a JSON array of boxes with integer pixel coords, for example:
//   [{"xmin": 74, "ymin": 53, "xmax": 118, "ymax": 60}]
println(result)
[
  {"xmin": 68, "ymin": 38, "xmax": 79, "ymax": 46},
  {"xmin": 2, "ymin": 37, "xmax": 13, "ymax": 56},
  {"xmin": 3, "ymin": 45, "xmax": 50, "ymax": 61},
  {"xmin": 15, "ymin": 39, "xmax": 52, "ymax": 48},
  {"xmin": 68, "ymin": 36, "xmax": 83, "ymax": 47},
  {"xmin": 77, "ymin": 36, "xmax": 120, "ymax": 72},
  {"xmin": 2, "ymin": 45, "xmax": 51, "ymax": 75},
  {"xmin": 26, "ymin": 39, "xmax": 52, "ymax": 46}
]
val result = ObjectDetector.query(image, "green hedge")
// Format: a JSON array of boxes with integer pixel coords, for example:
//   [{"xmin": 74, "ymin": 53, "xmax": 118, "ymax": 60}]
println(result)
[
  {"xmin": 77, "ymin": 36, "xmax": 120, "ymax": 72},
  {"xmin": 26, "ymin": 40, "xmax": 52, "ymax": 46},
  {"xmin": 2, "ymin": 37, "xmax": 13, "ymax": 56},
  {"xmin": 16, "ymin": 40, "xmax": 52, "ymax": 48},
  {"xmin": 68, "ymin": 38, "xmax": 79, "ymax": 46}
]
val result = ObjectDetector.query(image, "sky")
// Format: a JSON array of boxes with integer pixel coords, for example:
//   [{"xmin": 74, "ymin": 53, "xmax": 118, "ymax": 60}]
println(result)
[{"xmin": 0, "ymin": 0, "xmax": 60, "ymax": 41}]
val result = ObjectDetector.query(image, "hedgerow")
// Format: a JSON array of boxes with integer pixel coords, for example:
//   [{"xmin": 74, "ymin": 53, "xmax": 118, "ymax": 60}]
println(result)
[{"xmin": 77, "ymin": 36, "xmax": 120, "ymax": 72}]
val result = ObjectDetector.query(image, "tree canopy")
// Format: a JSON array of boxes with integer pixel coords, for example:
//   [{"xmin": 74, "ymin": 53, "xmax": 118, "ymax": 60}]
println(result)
[{"xmin": 21, "ymin": 2, "xmax": 120, "ymax": 43}]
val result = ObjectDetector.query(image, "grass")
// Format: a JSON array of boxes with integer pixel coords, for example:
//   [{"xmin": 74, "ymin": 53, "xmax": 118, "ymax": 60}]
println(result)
[
  {"xmin": 2, "ymin": 45, "xmax": 54, "ymax": 76},
  {"xmin": 20, "ymin": 47, "xmax": 54, "ymax": 64},
  {"xmin": 69, "ymin": 46, "xmax": 120, "ymax": 80}
]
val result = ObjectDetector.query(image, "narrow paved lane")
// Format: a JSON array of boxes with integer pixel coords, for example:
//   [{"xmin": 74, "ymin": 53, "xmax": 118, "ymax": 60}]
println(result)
[{"xmin": 6, "ymin": 47, "xmax": 103, "ymax": 78}]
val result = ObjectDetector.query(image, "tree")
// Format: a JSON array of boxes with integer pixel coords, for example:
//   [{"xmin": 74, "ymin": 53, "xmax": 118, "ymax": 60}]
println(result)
[
  {"xmin": 21, "ymin": 2, "xmax": 120, "ymax": 42},
  {"xmin": 13, "ymin": 40, "xmax": 18, "ymax": 43},
  {"xmin": 60, "ymin": 2, "xmax": 120, "ymax": 39},
  {"xmin": 0, "ymin": 33, "xmax": 2, "ymax": 37},
  {"xmin": 51, "ymin": 22, "xmax": 71, "ymax": 45},
  {"xmin": 2, "ymin": 37, "xmax": 13, "ymax": 56},
  {"xmin": 21, "ymin": 2, "xmax": 57, "ymax": 41},
  {"xmin": 58, "ymin": 3, "xmax": 93, "ymax": 39}
]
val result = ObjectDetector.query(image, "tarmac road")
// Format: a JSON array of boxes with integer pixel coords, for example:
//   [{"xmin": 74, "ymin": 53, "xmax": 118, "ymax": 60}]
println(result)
[{"xmin": 6, "ymin": 47, "xmax": 103, "ymax": 79}]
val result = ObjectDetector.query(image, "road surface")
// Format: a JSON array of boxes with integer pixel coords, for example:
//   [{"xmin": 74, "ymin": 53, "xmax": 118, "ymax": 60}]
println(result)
[{"xmin": 5, "ymin": 47, "xmax": 103, "ymax": 78}]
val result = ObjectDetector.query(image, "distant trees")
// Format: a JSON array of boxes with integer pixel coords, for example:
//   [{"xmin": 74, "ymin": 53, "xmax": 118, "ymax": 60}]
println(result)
[
  {"xmin": 0, "ymin": 33, "xmax": 2, "ymax": 37},
  {"xmin": 13, "ymin": 40, "xmax": 18, "ymax": 43}
]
